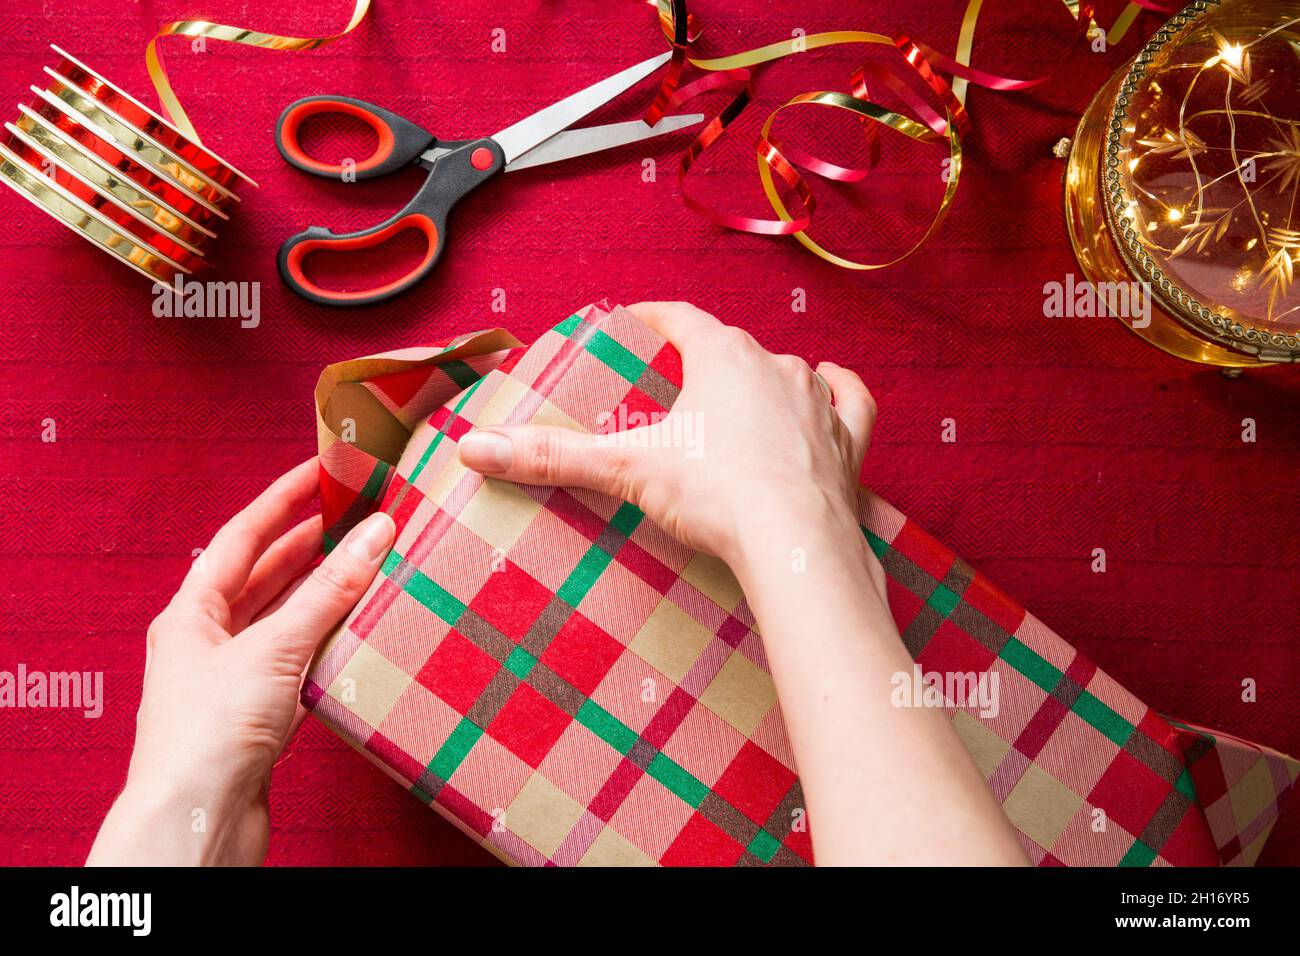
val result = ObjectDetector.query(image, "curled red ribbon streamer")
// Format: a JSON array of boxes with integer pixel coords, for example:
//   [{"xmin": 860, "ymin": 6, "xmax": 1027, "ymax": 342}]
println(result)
[{"xmin": 641, "ymin": 0, "xmax": 1170, "ymax": 270}]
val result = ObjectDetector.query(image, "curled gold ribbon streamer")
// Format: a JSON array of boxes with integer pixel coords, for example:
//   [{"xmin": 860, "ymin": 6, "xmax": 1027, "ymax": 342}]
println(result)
[
  {"xmin": 647, "ymin": 0, "xmax": 1167, "ymax": 271},
  {"xmin": 757, "ymin": 94, "xmax": 962, "ymax": 271},
  {"xmin": 951, "ymin": 0, "xmax": 983, "ymax": 105},
  {"xmin": 145, "ymin": 0, "xmax": 372, "ymax": 145}
]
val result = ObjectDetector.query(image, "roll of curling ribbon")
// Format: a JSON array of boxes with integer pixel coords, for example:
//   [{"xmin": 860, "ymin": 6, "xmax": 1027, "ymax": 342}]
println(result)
[{"xmin": 0, "ymin": 45, "xmax": 255, "ymax": 284}]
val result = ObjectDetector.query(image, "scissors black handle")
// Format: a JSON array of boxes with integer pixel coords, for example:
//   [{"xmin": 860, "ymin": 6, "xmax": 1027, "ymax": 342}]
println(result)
[
  {"xmin": 274, "ymin": 95, "xmax": 505, "ymax": 308},
  {"xmin": 275, "ymin": 95, "xmax": 435, "ymax": 180}
]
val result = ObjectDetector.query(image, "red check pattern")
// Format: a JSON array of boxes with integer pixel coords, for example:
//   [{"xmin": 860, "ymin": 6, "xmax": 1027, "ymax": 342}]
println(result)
[{"xmin": 306, "ymin": 303, "xmax": 1297, "ymax": 866}]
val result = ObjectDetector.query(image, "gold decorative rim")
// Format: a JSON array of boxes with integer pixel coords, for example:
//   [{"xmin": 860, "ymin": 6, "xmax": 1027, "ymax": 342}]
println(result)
[{"xmin": 1103, "ymin": 0, "xmax": 1300, "ymax": 359}]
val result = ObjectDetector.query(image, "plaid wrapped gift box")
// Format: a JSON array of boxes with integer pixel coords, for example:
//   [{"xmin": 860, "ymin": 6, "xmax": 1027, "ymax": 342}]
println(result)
[{"xmin": 305, "ymin": 303, "xmax": 1297, "ymax": 867}]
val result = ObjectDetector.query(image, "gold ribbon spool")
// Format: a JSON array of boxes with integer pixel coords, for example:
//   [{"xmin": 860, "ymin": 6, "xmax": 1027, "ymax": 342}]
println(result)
[
  {"xmin": 0, "ymin": 3, "xmax": 371, "ymax": 285},
  {"xmin": 0, "ymin": 45, "xmax": 247, "ymax": 283}
]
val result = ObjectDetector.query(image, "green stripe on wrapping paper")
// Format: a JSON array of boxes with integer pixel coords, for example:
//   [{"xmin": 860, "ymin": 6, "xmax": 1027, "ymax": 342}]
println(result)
[
  {"xmin": 1071, "ymin": 691, "xmax": 1135, "ymax": 747},
  {"xmin": 409, "ymin": 377, "xmax": 485, "ymax": 484},
  {"xmin": 428, "ymin": 717, "xmax": 483, "ymax": 781},
  {"xmin": 1164, "ymin": 717, "xmax": 1205, "ymax": 736},
  {"xmin": 504, "ymin": 645, "xmax": 537, "ymax": 679},
  {"xmin": 405, "ymin": 567, "xmax": 467, "ymax": 626},
  {"xmin": 558, "ymin": 544, "xmax": 614, "ymax": 607},
  {"xmin": 551, "ymin": 312, "xmax": 648, "ymax": 382},
  {"xmin": 438, "ymin": 359, "xmax": 482, "ymax": 391},
  {"xmin": 587, "ymin": 330, "xmax": 647, "ymax": 382},
  {"xmin": 553, "ymin": 313, "xmax": 582, "ymax": 336},
  {"xmin": 323, "ymin": 460, "xmax": 391, "ymax": 554},
  {"xmin": 927, "ymin": 582, "xmax": 961, "ymax": 618},
  {"xmin": 998, "ymin": 641, "xmax": 1139, "ymax": 749},
  {"xmin": 609, "ymin": 502, "xmax": 644, "ymax": 537},
  {"xmin": 1119, "ymin": 840, "xmax": 1157, "ymax": 867},
  {"xmin": 647, "ymin": 752, "xmax": 709, "ymax": 808},
  {"xmin": 360, "ymin": 459, "xmax": 391, "ymax": 501},
  {"xmin": 999, "ymin": 638, "xmax": 1064, "ymax": 693},
  {"xmin": 747, "ymin": 828, "xmax": 781, "ymax": 863},
  {"xmin": 382, "ymin": 551, "xmax": 467, "ymax": 625},
  {"xmin": 863, "ymin": 527, "xmax": 890, "ymax": 560},
  {"xmin": 411, "ymin": 784, "xmax": 435, "ymax": 806},
  {"xmin": 576, "ymin": 699, "xmax": 639, "ymax": 755},
  {"xmin": 557, "ymin": 503, "xmax": 644, "ymax": 607}
]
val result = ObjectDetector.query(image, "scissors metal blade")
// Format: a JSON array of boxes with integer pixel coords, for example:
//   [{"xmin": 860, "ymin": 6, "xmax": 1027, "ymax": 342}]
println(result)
[
  {"xmin": 490, "ymin": 51, "xmax": 673, "ymax": 164},
  {"xmin": 504, "ymin": 114, "xmax": 703, "ymax": 172}
]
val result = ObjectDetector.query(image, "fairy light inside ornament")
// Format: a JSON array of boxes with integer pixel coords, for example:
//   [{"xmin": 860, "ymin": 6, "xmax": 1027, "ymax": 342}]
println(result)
[{"xmin": 1066, "ymin": 0, "xmax": 1300, "ymax": 366}]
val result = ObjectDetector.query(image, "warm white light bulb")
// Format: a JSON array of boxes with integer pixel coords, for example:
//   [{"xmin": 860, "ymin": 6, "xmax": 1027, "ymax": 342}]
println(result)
[{"xmin": 1218, "ymin": 41, "xmax": 1245, "ymax": 70}]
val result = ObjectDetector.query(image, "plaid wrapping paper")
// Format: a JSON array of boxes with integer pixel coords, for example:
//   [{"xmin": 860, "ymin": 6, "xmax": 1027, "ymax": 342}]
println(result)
[{"xmin": 304, "ymin": 303, "xmax": 1297, "ymax": 867}]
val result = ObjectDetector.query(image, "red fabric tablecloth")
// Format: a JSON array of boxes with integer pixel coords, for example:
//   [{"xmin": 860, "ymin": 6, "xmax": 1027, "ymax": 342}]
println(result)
[{"xmin": 0, "ymin": 0, "xmax": 1295, "ymax": 866}]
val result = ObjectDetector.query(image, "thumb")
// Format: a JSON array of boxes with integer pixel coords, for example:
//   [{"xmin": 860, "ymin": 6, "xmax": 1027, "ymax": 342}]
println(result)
[
  {"xmin": 250, "ymin": 511, "xmax": 395, "ymax": 668},
  {"xmin": 459, "ymin": 425, "xmax": 637, "ymax": 496}
]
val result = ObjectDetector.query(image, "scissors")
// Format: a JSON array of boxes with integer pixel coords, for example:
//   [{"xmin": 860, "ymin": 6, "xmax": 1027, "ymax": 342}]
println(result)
[{"xmin": 275, "ymin": 51, "xmax": 700, "ymax": 307}]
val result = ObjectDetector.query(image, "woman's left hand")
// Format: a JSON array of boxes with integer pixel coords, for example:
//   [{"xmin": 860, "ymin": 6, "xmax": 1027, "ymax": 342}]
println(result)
[{"xmin": 88, "ymin": 459, "xmax": 395, "ymax": 866}]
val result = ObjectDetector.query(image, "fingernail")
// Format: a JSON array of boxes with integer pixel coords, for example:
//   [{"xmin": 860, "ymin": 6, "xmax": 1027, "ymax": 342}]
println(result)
[
  {"xmin": 343, "ymin": 512, "xmax": 395, "ymax": 561},
  {"xmin": 459, "ymin": 430, "xmax": 513, "ymax": 473}
]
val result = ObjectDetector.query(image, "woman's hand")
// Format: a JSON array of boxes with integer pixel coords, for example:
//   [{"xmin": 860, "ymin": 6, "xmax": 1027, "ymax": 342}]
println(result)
[
  {"xmin": 88, "ymin": 459, "xmax": 395, "ymax": 866},
  {"xmin": 457, "ymin": 301, "xmax": 877, "ymax": 574},
  {"xmin": 459, "ymin": 302, "xmax": 1027, "ymax": 865}
]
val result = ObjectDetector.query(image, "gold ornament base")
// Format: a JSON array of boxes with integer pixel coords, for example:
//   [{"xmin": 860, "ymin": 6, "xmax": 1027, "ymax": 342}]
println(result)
[
  {"xmin": 1065, "ymin": 65, "xmax": 1264, "ymax": 367},
  {"xmin": 1064, "ymin": 0, "xmax": 1300, "ymax": 367}
]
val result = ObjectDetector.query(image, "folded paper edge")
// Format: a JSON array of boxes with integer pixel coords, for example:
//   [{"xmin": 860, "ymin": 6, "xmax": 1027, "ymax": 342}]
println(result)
[
  {"xmin": 314, "ymin": 329, "xmax": 523, "ymax": 466},
  {"xmin": 314, "ymin": 328, "xmax": 523, "ymax": 541}
]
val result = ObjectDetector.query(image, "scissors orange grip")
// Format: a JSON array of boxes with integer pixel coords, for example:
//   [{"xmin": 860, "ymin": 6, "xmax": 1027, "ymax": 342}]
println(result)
[{"xmin": 274, "ymin": 95, "xmax": 502, "ymax": 307}]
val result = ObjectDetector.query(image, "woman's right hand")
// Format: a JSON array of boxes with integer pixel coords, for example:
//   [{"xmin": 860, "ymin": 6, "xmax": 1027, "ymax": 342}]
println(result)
[
  {"xmin": 456, "ymin": 301, "xmax": 877, "ymax": 574},
  {"xmin": 458, "ymin": 301, "xmax": 1027, "ymax": 865}
]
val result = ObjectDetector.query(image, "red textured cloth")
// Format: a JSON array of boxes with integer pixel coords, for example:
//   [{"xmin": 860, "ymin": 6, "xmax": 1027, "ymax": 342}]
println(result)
[{"xmin": 0, "ymin": 0, "xmax": 1295, "ymax": 866}]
